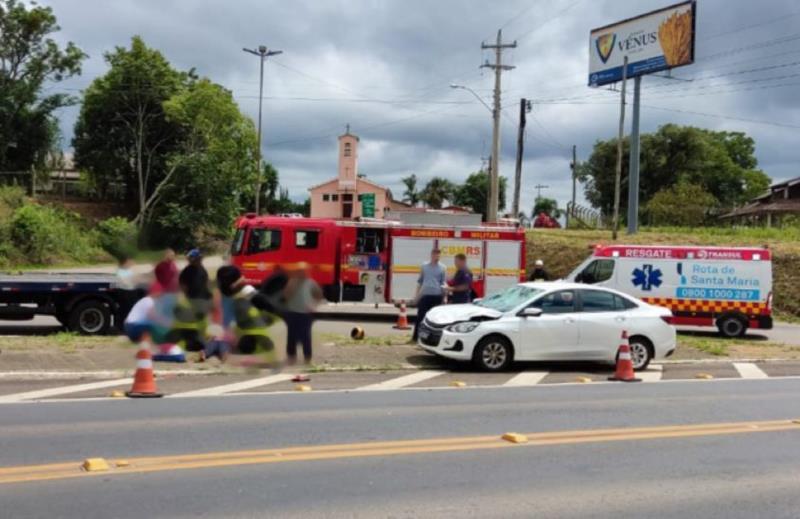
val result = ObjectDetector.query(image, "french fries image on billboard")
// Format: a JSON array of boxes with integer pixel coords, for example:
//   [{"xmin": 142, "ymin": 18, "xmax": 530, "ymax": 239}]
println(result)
[{"xmin": 658, "ymin": 10, "xmax": 692, "ymax": 66}]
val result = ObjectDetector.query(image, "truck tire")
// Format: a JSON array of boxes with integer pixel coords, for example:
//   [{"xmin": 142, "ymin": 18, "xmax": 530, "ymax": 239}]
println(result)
[
  {"xmin": 717, "ymin": 314, "xmax": 748, "ymax": 338},
  {"xmin": 68, "ymin": 300, "xmax": 112, "ymax": 335}
]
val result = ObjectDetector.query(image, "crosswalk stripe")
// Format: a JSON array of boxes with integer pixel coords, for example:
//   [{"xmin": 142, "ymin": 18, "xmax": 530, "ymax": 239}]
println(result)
[
  {"xmin": 638, "ymin": 364, "xmax": 663, "ymax": 383},
  {"xmin": 504, "ymin": 371, "xmax": 549, "ymax": 387},
  {"xmin": 0, "ymin": 378, "xmax": 132, "ymax": 403},
  {"xmin": 733, "ymin": 362, "xmax": 769, "ymax": 379},
  {"xmin": 356, "ymin": 370, "xmax": 445, "ymax": 391},
  {"xmin": 170, "ymin": 374, "xmax": 295, "ymax": 398}
]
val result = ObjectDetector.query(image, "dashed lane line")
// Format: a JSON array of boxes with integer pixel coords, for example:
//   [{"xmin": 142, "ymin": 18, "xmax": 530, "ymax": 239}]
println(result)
[
  {"xmin": 355, "ymin": 370, "xmax": 445, "ymax": 390},
  {"xmin": 169, "ymin": 374, "xmax": 295, "ymax": 398},
  {"xmin": 733, "ymin": 362, "xmax": 769, "ymax": 379},
  {"xmin": 0, "ymin": 378, "xmax": 132, "ymax": 403},
  {"xmin": 503, "ymin": 371, "xmax": 549, "ymax": 387},
  {"xmin": 638, "ymin": 364, "xmax": 663, "ymax": 383}
]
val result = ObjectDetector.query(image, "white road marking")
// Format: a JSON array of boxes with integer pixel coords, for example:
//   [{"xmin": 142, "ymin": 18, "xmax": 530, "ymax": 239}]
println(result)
[
  {"xmin": 0, "ymin": 378, "xmax": 132, "ymax": 403},
  {"xmin": 356, "ymin": 370, "xmax": 445, "ymax": 390},
  {"xmin": 504, "ymin": 371, "xmax": 549, "ymax": 387},
  {"xmin": 733, "ymin": 362, "xmax": 769, "ymax": 379},
  {"xmin": 170, "ymin": 374, "xmax": 294, "ymax": 398},
  {"xmin": 638, "ymin": 364, "xmax": 663, "ymax": 383}
]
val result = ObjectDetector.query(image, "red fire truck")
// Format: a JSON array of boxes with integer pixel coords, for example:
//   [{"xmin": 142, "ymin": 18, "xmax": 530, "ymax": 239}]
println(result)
[{"xmin": 229, "ymin": 215, "xmax": 527, "ymax": 303}]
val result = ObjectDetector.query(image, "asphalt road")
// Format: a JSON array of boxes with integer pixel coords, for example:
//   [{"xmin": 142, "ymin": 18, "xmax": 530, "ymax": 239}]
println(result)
[{"xmin": 2, "ymin": 378, "xmax": 800, "ymax": 518}]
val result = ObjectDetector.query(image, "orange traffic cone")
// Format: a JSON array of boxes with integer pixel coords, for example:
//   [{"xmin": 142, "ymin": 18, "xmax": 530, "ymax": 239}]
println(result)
[
  {"xmin": 608, "ymin": 331, "xmax": 641, "ymax": 382},
  {"xmin": 126, "ymin": 334, "xmax": 163, "ymax": 398},
  {"xmin": 393, "ymin": 300, "xmax": 412, "ymax": 330}
]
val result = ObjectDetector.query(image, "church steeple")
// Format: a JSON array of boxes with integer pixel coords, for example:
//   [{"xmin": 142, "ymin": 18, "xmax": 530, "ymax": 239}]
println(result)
[{"xmin": 337, "ymin": 125, "xmax": 359, "ymax": 190}]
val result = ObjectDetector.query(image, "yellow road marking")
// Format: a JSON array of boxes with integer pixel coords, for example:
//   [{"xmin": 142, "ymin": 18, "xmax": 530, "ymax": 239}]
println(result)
[{"xmin": 0, "ymin": 419, "xmax": 797, "ymax": 485}]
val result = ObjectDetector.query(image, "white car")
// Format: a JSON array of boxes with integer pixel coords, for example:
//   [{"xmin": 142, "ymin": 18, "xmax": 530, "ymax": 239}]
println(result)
[{"xmin": 418, "ymin": 282, "xmax": 676, "ymax": 371}]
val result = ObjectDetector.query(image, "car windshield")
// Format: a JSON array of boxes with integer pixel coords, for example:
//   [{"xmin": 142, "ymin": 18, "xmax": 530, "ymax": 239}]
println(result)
[{"xmin": 474, "ymin": 285, "xmax": 544, "ymax": 313}]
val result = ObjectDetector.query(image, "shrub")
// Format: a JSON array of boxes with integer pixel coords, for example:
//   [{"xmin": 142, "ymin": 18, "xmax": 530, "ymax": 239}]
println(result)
[
  {"xmin": 646, "ymin": 183, "xmax": 718, "ymax": 227},
  {"xmin": 0, "ymin": 186, "xmax": 26, "ymax": 220},
  {"xmin": 9, "ymin": 204, "xmax": 105, "ymax": 265},
  {"xmin": 97, "ymin": 217, "xmax": 138, "ymax": 261}
]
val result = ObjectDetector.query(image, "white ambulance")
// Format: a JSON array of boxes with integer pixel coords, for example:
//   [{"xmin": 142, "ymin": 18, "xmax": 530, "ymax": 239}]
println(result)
[{"xmin": 566, "ymin": 245, "xmax": 773, "ymax": 337}]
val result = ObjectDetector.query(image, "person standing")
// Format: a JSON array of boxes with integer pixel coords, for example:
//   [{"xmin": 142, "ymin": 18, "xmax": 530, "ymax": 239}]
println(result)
[
  {"xmin": 529, "ymin": 259, "xmax": 550, "ymax": 281},
  {"xmin": 412, "ymin": 248, "xmax": 446, "ymax": 341},
  {"xmin": 446, "ymin": 253, "xmax": 473, "ymax": 304},
  {"xmin": 283, "ymin": 263, "xmax": 323, "ymax": 365}
]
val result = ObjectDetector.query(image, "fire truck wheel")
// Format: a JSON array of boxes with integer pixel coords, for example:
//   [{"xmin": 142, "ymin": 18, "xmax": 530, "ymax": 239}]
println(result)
[
  {"xmin": 473, "ymin": 335, "xmax": 513, "ymax": 371},
  {"xmin": 717, "ymin": 314, "xmax": 748, "ymax": 338}
]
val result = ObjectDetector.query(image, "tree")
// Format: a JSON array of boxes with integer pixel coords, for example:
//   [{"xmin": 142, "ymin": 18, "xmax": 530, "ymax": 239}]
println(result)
[
  {"xmin": 532, "ymin": 197, "xmax": 562, "ymax": 219},
  {"xmin": 452, "ymin": 170, "xmax": 507, "ymax": 220},
  {"xmin": 421, "ymin": 176, "xmax": 455, "ymax": 209},
  {"xmin": 148, "ymin": 78, "xmax": 258, "ymax": 245},
  {"xmin": 578, "ymin": 124, "xmax": 771, "ymax": 218},
  {"xmin": 646, "ymin": 182, "xmax": 718, "ymax": 226},
  {"xmin": 73, "ymin": 36, "xmax": 186, "ymax": 221},
  {"xmin": 401, "ymin": 174, "xmax": 420, "ymax": 206},
  {"xmin": 0, "ymin": 0, "xmax": 85, "ymax": 173}
]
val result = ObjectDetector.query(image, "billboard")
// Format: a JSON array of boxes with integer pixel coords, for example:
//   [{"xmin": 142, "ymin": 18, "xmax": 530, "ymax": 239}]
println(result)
[{"xmin": 588, "ymin": 1, "xmax": 696, "ymax": 87}]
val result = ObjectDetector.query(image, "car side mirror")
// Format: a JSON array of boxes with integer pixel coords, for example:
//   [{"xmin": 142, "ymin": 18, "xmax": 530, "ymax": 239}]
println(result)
[{"xmin": 521, "ymin": 307, "xmax": 542, "ymax": 318}]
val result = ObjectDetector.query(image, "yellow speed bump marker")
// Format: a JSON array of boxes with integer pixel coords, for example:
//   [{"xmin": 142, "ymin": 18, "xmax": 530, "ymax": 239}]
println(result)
[
  {"xmin": 295, "ymin": 384, "xmax": 312, "ymax": 392},
  {"xmin": 449, "ymin": 381, "xmax": 466, "ymax": 388},
  {"xmin": 501, "ymin": 432, "xmax": 528, "ymax": 444},
  {"xmin": 81, "ymin": 458, "xmax": 109, "ymax": 472},
  {"xmin": 109, "ymin": 390, "xmax": 125, "ymax": 398},
  {"xmin": 115, "ymin": 460, "xmax": 130, "ymax": 468},
  {"xmin": 695, "ymin": 373, "xmax": 714, "ymax": 380},
  {"xmin": 576, "ymin": 376, "xmax": 592, "ymax": 383}
]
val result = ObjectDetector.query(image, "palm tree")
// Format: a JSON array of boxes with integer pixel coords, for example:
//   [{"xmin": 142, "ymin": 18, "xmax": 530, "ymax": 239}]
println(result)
[
  {"xmin": 421, "ymin": 177, "xmax": 455, "ymax": 209},
  {"xmin": 401, "ymin": 174, "xmax": 420, "ymax": 206}
]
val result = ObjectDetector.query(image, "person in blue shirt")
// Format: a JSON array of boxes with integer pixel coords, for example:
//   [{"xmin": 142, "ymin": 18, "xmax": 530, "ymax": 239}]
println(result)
[
  {"xmin": 412, "ymin": 248, "xmax": 446, "ymax": 342},
  {"xmin": 446, "ymin": 253, "xmax": 473, "ymax": 304}
]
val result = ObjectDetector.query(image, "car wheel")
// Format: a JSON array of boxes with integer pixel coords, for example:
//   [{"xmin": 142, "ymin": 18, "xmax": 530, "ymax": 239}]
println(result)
[
  {"xmin": 717, "ymin": 314, "xmax": 747, "ymax": 338},
  {"xmin": 628, "ymin": 336, "xmax": 652, "ymax": 371},
  {"xmin": 68, "ymin": 300, "xmax": 111, "ymax": 335},
  {"xmin": 474, "ymin": 335, "xmax": 513, "ymax": 371}
]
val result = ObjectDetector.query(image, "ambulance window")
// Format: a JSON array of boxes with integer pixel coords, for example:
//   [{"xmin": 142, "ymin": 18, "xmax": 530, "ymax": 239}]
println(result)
[
  {"xmin": 579, "ymin": 290, "xmax": 618, "ymax": 312},
  {"xmin": 577, "ymin": 259, "xmax": 614, "ymax": 284},
  {"xmin": 295, "ymin": 230, "xmax": 319, "ymax": 249},
  {"xmin": 247, "ymin": 228, "xmax": 281, "ymax": 253}
]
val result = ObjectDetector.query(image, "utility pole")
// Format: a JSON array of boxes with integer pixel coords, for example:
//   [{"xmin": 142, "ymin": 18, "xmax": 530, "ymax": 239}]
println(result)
[
  {"xmin": 627, "ymin": 75, "xmax": 642, "ymax": 235},
  {"xmin": 481, "ymin": 29, "xmax": 516, "ymax": 223},
  {"xmin": 612, "ymin": 55, "xmax": 628, "ymax": 241},
  {"xmin": 512, "ymin": 98, "xmax": 530, "ymax": 219},
  {"xmin": 243, "ymin": 45, "xmax": 283, "ymax": 214},
  {"xmin": 568, "ymin": 144, "xmax": 577, "ymax": 228},
  {"xmin": 534, "ymin": 183, "xmax": 549, "ymax": 200}
]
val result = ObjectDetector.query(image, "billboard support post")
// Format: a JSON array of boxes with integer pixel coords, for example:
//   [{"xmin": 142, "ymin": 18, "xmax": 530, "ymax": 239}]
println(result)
[
  {"xmin": 612, "ymin": 56, "xmax": 628, "ymax": 241},
  {"xmin": 627, "ymin": 75, "xmax": 642, "ymax": 235}
]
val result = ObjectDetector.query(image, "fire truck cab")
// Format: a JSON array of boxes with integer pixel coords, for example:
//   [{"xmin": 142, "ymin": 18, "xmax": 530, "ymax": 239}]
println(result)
[{"xmin": 230, "ymin": 215, "xmax": 526, "ymax": 304}]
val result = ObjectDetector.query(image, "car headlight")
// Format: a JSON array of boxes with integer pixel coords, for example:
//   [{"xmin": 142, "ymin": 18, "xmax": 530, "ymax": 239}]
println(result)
[{"xmin": 447, "ymin": 321, "xmax": 480, "ymax": 334}]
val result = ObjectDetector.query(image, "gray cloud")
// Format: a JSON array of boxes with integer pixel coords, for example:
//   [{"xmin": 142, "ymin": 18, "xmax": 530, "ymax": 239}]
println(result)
[{"xmin": 43, "ymin": 0, "xmax": 800, "ymax": 213}]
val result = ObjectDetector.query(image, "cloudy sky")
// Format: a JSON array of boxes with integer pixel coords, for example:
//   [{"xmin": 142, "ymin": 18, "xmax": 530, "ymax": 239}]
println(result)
[{"xmin": 43, "ymin": 0, "xmax": 800, "ymax": 213}]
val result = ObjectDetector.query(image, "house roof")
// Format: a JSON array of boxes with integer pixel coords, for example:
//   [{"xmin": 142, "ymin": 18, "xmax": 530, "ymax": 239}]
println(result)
[
  {"xmin": 770, "ymin": 176, "xmax": 800, "ymax": 190},
  {"xmin": 721, "ymin": 198, "xmax": 800, "ymax": 218},
  {"xmin": 307, "ymin": 176, "xmax": 391, "ymax": 193}
]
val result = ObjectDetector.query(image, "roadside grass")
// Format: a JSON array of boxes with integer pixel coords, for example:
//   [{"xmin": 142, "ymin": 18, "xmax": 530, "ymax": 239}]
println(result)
[
  {"xmin": 0, "ymin": 333, "xmax": 119, "ymax": 353},
  {"xmin": 676, "ymin": 333, "xmax": 788, "ymax": 357},
  {"xmin": 319, "ymin": 332, "xmax": 412, "ymax": 347}
]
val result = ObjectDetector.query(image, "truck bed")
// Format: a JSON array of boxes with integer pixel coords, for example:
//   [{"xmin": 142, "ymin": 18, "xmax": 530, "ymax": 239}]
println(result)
[{"xmin": 0, "ymin": 272, "xmax": 121, "ymax": 291}]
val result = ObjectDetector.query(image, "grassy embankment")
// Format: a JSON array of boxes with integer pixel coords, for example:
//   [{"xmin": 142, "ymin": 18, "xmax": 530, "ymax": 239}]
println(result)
[{"xmin": 526, "ymin": 227, "xmax": 800, "ymax": 321}]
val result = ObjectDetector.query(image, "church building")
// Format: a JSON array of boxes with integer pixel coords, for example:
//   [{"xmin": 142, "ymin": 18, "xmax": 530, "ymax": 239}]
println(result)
[{"xmin": 308, "ymin": 126, "xmax": 404, "ymax": 219}]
